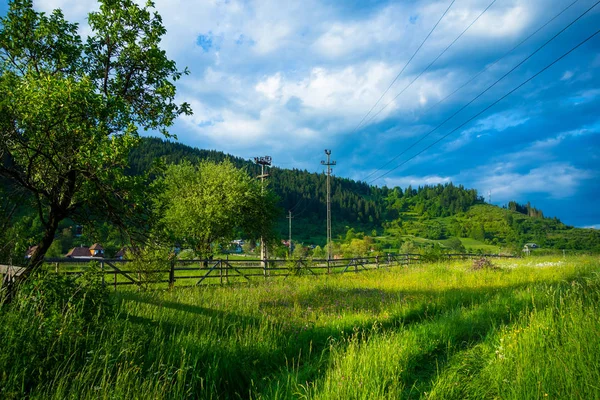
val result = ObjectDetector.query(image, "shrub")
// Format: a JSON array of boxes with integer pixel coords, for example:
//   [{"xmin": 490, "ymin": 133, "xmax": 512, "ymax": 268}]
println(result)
[
  {"xmin": 127, "ymin": 246, "xmax": 171, "ymax": 289},
  {"xmin": 471, "ymin": 257, "xmax": 498, "ymax": 270}
]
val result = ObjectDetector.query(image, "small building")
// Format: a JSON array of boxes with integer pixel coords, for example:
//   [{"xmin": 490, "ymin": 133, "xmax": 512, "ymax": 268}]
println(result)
[
  {"xmin": 115, "ymin": 246, "xmax": 137, "ymax": 260},
  {"xmin": 114, "ymin": 247, "xmax": 127, "ymax": 260},
  {"xmin": 89, "ymin": 243, "xmax": 105, "ymax": 257},
  {"xmin": 525, "ymin": 243, "xmax": 538, "ymax": 248},
  {"xmin": 66, "ymin": 246, "xmax": 93, "ymax": 258},
  {"xmin": 65, "ymin": 244, "xmax": 105, "ymax": 259}
]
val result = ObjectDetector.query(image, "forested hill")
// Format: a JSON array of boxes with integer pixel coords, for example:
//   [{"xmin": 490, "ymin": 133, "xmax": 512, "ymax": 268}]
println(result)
[
  {"xmin": 127, "ymin": 138, "xmax": 600, "ymax": 251},
  {"xmin": 129, "ymin": 138, "xmax": 386, "ymax": 240},
  {"xmin": 129, "ymin": 138, "xmax": 486, "ymax": 242}
]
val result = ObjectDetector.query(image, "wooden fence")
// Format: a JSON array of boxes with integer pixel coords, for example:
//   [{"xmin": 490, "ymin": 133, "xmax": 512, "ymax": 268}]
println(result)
[{"xmin": 38, "ymin": 253, "xmax": 515, "ymax": 290}]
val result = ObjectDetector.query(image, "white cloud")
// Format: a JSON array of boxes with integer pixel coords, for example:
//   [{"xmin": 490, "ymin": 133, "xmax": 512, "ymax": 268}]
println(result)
[
  {"xmin": 463, "ymin": 5, "xmax": 530, "ymax": 38},
  {"xmin": 561, "ymin": 70, "xmax": 574, "ymax": 81},
  {"xmin": 566, "ymin": 89, "xmax": 600, "ymax": 106},
  {"xmin": 255, "ymin": 73, "xmax": 282, "ymax": 100},
  {"xmin": 25, "ymin": 0, "xmax": 600, "ymax": 187},
  {"xmin": 582, "ymin": 224, "xmax": 600, "ymax": 230},
  {"xmin": 33, "ymin": 0, "xmax": 97, "ymax": 20},
  {"xmin": 383, "ymin": 174, "xmax": 452, "ymax": 188},
  {"xmin": 445, "ymin": 110, "xmax": 529, "ymax": 151},
  {"xmin": 502, "ymin": 121, "xmax": 600, "ymax": 163},
  {"xmin": 474, "ymin": 163, "xmax": 595, "ymax": 200},
  {"xmin": 312, "ymin": 4, "xmax": 405, "ymax": 58}
]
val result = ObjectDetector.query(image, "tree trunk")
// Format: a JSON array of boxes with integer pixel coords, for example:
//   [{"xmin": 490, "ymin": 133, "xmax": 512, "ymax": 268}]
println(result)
[
  {"xmin": 3, "ymin": 209, "xmax": 62, "ymax": 300},
  {"xmin": 25, "ymin": 213, "xmax": 61, "ymax": 275}
]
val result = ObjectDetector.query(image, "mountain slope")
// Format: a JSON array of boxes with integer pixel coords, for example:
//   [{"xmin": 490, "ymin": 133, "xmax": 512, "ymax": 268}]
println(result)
[{"xmin": 129, "ymin": 138, "xmax": 600, "ymax": 252}]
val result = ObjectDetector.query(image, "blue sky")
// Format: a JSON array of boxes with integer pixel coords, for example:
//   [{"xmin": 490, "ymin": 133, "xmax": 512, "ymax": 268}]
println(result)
[{"xmin": 2, "ymin": 0, "xmax": 600, "ymax": 228}]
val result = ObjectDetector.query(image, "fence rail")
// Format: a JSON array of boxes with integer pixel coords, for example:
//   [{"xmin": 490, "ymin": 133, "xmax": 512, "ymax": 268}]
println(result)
[{"xmin": 34, "ymin": 253, "xmax": 515, "ymax": 290}]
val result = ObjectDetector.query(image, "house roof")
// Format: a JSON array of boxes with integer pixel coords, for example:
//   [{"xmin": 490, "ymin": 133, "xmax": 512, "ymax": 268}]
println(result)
[
  {"xmin": 115, "ymin": 246, "xmax": 137, "ymax": 258},
  {"xmin": 89, "ymin": 243, "xmax": 104, "ymax": 250},
  {"xmin": 66, "ymin": 246, "xmax": 91, "ymax": 258},
  {"xmin": 115, "ymin": 247, "xmax": 127, "ymax": 258}
]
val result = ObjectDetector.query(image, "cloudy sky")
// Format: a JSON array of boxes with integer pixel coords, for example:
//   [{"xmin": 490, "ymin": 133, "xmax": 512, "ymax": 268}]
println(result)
[{"xmin": 2, "ymin": 0, "xmax": 599, "ymax": 228}]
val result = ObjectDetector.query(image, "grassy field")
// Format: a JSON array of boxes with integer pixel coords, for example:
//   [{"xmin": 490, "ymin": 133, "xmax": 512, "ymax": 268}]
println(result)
[
  {"xmin": 457, "ymin": 237, "xmax": 501, "ymax": 252},
  {"xmin": 377, "ymin": 234, "xmax": 501, "ymax": 254},
  {"xmin": 1, "ymin": 255, "xmax": 599, "ymax": 399}
]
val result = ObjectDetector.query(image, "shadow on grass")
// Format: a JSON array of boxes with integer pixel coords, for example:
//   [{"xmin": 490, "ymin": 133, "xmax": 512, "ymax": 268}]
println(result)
[
  {"xmin": 114, "ymin": 270, "xmax": 596, "ymax": 399},
  {"xmin": 117, "ymin": 291, "xmax": 261, "ymax": 323}
]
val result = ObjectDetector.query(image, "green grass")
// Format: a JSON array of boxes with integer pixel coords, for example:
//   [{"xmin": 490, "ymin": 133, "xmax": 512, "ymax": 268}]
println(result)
[
  {"xmin": 458, "ymin": 237, "xmax": 501, "ymax": 252},
  {"xmin": 1, "ymin": 256, "xmax": 599, "ymax": 399}
]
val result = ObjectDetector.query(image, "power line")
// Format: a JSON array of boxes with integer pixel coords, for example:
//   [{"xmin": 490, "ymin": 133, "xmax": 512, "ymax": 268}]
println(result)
[
  {"xmin": 350, "ymin": 0, "xmax": 456, "ymax": 135},
  {"xmin": 364, "ymin": 0, "xmax": 585, "ymax": 182},
  {"xmin": 365, "ymin": 0, "xmax": 600, "ymax": 183},
  {"xmin": 289, "ymin": 196, "xmax": 304, "ymax": 213},
  {"xmin": 369, "ymin": 26, "xmax": 600, "ymax": 184},
  {"xmin": 291, "ymin": 198, "xmax": 311, "ymax": 218},
  {"xmin": 420, "ymin": 0, "xmax": 581, "ymax": 118},
  {"xmin": 358, "ymin": 0, "xmax": 498, "ymax": 136}
]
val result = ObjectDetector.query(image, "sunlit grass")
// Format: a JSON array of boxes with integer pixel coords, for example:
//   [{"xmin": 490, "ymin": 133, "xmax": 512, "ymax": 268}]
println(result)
[{"xmin": 1, "ymin": 255, "xmax": 599, "ymax": 399}]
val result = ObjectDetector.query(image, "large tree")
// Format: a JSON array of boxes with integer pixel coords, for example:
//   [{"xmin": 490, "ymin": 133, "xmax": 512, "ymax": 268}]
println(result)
[
  {"xmin": 156, "ymin": 160, "xmax": 280, "ymax": 259},
  {"xmin": 0, "ymin": 0, "xmax": 191, "ymax": 272}
]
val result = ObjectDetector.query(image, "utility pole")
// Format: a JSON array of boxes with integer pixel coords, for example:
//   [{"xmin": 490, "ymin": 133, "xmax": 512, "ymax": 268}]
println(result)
[
  {"xmin": 287, "ymin": 210, "xmax": 293, "ymax": 257},
  {"xmin": 254, "ymin": 156, "xmax": 271, "ymax": 273},
  {"xmin": 321, "ymin": 150, "xmax": 336, "ymax": 260}
]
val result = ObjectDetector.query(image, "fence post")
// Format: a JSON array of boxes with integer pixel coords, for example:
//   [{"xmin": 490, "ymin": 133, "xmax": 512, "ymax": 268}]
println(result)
[
  {"xmin": 54, "ymin": 262, "xmax": 59, "ymax": 273},
  {"xmin": 169, "ymin": 259, "xmax": 175, "ymax": 289},
  {"xmin": 354, "ymin": 259, "xmax": 358, "ymax": 273},
  {"xmin": 100, "ymin": 261, "xmax": 105, "ymax": 286},
  {"xmin": 114, "ymin": 271, "xmax": 117, "ymax": 291},
  {"xmin": 376, "ymin": 255, "xmax": 379, "ymax": 269},
  {"xmin": 220, "ymin": 260, "xmax": 223, "ymax": 285},
  {"xmin": 327, "ymin": 259, "xmax": 330, "ymax": 274}
]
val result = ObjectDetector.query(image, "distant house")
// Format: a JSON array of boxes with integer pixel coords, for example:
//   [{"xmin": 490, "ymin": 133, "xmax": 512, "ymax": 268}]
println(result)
[
  {"xmin": 114, "ymin": 248, "xmax": 126, "ymax": 260},
  {"xmin": 65, "ymin": 243, "xmax": 105, "ymax": 259},
  {"xmin": 66, "ymin": 246, "xmax": 92, "ymax": 258},
  {"xmin": 114, "ymin": 247, "xmax": 134, "ymax": 260},
  {"xmin": 226, "ymin": 240, "xmax": 243, "ymax": 254},
  {"xmin": 89, "ymin": 243, "xmax": 105, "ymax": 257}
]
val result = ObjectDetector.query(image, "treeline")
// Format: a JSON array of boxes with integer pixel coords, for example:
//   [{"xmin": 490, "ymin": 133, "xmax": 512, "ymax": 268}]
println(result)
[
  {"xmin": 508, "ymin": 201, "xmax": 545, "ymax": 218},
  {"xmin": 129, "ymin": 138, "xmax": 387, "ymax": 241},
  {"xmin": 5, "ymin": 137, "xmax": 597, "ymax": 258},
  {"xmin": 383, "ymin": 183, "xmax": 483, "ymax": 219},
  {"xmin": 129, "ymin": 138, "xmax": 493, "ymax": 235}
]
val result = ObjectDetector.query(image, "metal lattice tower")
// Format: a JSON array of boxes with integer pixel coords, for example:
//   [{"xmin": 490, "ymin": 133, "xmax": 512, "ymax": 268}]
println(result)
[{"xmin": 321, "ymin": 150, "xmax": 336, "ymax": 260}]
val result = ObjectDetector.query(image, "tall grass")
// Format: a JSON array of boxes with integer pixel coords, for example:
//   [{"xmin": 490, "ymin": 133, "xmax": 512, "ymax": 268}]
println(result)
[{"xmin": 1, "ymin": 256, "xmax": 599, "ymax": 399}]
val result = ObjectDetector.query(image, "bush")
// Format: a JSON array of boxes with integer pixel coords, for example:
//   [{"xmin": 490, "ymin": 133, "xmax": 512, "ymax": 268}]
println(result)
[
  {"xmin": 471, "ymin": 257, "xmax": 498, "ymax": 270},
  {"xmin": 177, "ymin": 248, "xmax": 196, "ymax": 260},
  {"xmin": 446, "ymin": 237, "xmax": 466, "ymax": 253},
  {"xmin": 127, "ymin": 246, "xmax": 171, "ymax": 289}
]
